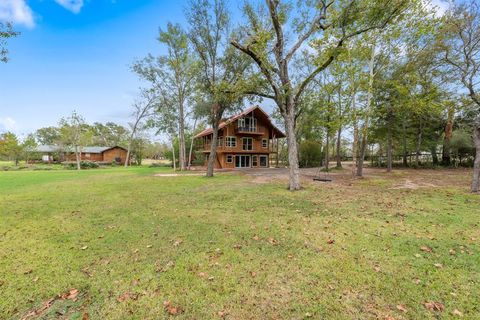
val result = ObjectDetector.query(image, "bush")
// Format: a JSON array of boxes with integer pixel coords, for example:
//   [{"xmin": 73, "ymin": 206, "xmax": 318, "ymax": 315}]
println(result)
[
  {"xmin": 64, "ymin": 161, "xmax": 99, "ymax": 170},
  {"xmin": 299, "ymin": 140, "xmax": 322, "ymax": 168}
]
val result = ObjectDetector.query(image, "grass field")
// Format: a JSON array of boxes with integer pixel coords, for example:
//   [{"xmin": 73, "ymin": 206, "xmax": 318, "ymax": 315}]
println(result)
[{"xmin": 0, "ymin": 167, "xmax": 479, "ymax": 319}]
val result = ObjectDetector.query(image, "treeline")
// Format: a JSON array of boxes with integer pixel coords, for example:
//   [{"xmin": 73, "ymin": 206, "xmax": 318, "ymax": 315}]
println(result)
[{"xmin": 0, "ymin": 112, "xmax": 168, "ymax": 166}]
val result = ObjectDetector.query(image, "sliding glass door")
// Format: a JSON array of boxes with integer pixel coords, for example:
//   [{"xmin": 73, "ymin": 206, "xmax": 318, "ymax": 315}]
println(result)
[{"xmin": 235, "ymin": 155, "xmax": 251, "ymax": 168}]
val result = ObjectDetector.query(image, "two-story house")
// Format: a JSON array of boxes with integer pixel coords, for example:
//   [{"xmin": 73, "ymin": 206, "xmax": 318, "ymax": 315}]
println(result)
[{"xmin": 194, "ymin": 106, "xmax": 285, "ymax": 169}]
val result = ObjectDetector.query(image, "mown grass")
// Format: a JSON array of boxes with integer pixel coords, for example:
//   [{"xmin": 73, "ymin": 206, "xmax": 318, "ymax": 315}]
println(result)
[{"xmin": 0, "ymin": 167, "xmax": 479, "ymax": 319}]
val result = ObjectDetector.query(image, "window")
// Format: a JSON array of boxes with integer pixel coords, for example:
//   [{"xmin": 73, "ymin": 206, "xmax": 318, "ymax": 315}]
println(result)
[
  {"xmin": 238, "ymin": 117, "xmax": 257, "ymax": 132},
  {"xmin": 252, "ymin": 155, "xmax": 258, "ymax": 167},
  {"xmin": 225, "ymin": 136, "xmax": 237, "ymax": 147},
  {"xmin": 260, "ymin": 155, "xmax": 268, "ymax": 167},
  {"xmin": 262, "ymin": 139, "xmax": 268, "ymax": 148},
  {"xmin": 85, "ymin": 153, "xmax": 91, "ymax": 158},
  {"xmin": 226, "ymin": 154, "xmax": 233, "ymax": 163},
  {"xmin": 242, "ymin": 137, "xmax": 253, "ymax": 150},
  {"xmin": 217, "ymin": 136, "xmax": 223, "ymax": 147}
]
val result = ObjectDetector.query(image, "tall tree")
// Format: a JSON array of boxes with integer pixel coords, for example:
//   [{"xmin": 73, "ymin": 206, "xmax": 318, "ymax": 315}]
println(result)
[
  {"xmin": 0, "ymin": 132, "xmax": 23, "ymax": 165},
  {"xmin": 186, "ymin": 0, "xmax": 253, "ymax": 177},
  {"xmin": 231, "ymin": 0, "xmax": 407, "ymax": 190},
  {"xmin": 133, "ymin": 23, "xmax": 198, "ymax": 170},
  {"xmin": 59, "ymin": 111, "xmax": 91, "ymax": 170},
  {"xmin": 0, "ymin": 22, "xmax": 18, "ymax": 63},
  {"xmin": 125, "ymin": 89, "xmax": 156, "ymax": 167},
  {"xmin": 439, "ymin": 1, "xmax": 480, "ymax": 192}
]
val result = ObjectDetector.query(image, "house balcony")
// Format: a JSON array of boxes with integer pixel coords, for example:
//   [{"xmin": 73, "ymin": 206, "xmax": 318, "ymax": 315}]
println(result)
[
  {"xmin": 201, "ymin": 143, "xmax": 278, "ymax": 153},
  {"xmin": 235, "ymin": 126, "xmax": 264, "ymax": 135}
]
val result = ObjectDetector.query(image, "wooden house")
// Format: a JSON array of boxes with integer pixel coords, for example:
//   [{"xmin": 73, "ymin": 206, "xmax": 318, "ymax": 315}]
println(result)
[
  {"xmin": 194, "ymin": 106, "xmax": 285, "ymax": 169},
  {"xmin": 34, "ymin": 145, "xmax": 129, "ymax": 164}
]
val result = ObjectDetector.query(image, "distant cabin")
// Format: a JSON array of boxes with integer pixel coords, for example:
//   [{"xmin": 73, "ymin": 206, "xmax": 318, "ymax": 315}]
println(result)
[
  {"xmin": 33, "ymin": 145, "xmax": 129, "ymax": 165},
  {"xmin": 194, "ymin": 106, "xmax": 285, "ymax": 169}
]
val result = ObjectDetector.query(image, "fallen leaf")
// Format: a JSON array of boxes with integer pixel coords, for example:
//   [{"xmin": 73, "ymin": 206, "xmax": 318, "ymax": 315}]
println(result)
[
  {"xmin": 146, "ymin": 245, "xmax": 152, "ymax": 248},
  {"xmin": 218, "ymin": 310, "xmax": 227, "ymax": 318},
  {"xmin": 268, "ymin": 238, "xmax": 278, "ymax": 245},
  {"xmin": 452, "ymin": 309, "xmax": 463, "ymax": 317},
  {"xmin": 327, "ymin": 239, "xmax": 335, "ymax": 244},
  {"xmin": 63, "ymin": 289, "xmax": 79, "ymax": 300},
  {"xmin": 173, "ymin": 240, "xmax": 183, "ymax": 247},
  {"xmin": 82, "ymin": 312, "xmax": 89, "ymax": 320},
  {"xmin": 424, "ymin": 301, "xmax": 444, "ymax": 312},
  {"xmin": 434, "ymin": 263, "xmax": 443, "ymax": 268},
  {"xmin": 163, "ymin": 300, "xmax": 182, "ymax": 315},
  {"xmin": 414, "ymin": 254, "xmax": 422, "ymax": 258},
  {"xmin": 233, "ymin": 244, "xmax": 242, "ymax": 249},
  {"xmin": 396, "ymin": 304, "xmax": 408, "ymax": 313},
  {"xmin": 81, "ymin": 246, "xmax": 88, "ymax": 250},
  {"xmin": 23, "ymin": 269, "xmax": 33, "ymax": 275},
  {"xmin": 373, "ymin": 266, "xmax": 381, "ymax": 273},
  {"xmin": 420, "ymin": 246, "xmax": 432, "ymax": 253},
  {"xmin": 449, "ymin": 249, "xmax": 456, "ymax": 255}
]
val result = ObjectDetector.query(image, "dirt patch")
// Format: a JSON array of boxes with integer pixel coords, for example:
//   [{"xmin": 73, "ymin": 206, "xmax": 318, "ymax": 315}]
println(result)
[{"xmin": 154, "ymin": 173, "xmax": 205, "ymax": 177}]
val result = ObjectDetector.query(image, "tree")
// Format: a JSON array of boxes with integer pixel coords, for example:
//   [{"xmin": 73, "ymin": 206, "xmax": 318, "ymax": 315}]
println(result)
[
  {"xmin": 59, "ymin": 111, "xmax": 91, "ymax": 170},
  {"xmin": 186, "ymin": 0, "xmax": 253, "ymax": 177},
  {"xmin": 22, "ymin": 134, "xmax": 37, "ymax": 164},
  {"xmin": 439, "ymin": 1, "xmax": 480, "ymax": 192},
  {"xmin": 0, "ymin": 132, "xmax": 23, "ymax": 165},
  {"xmin": 35, "ymin": 127, "xmax": 61, "ymax": 145},
  {"xmin": 231, "ymin": 0, "xmax": 407, "ymax": 190},
  {"xmin": 0, "ymin": 22, "xmax": 19, "ymax": 63},
  {"xmin": 125, "ymin": 89, "xmax": 156, "ymax": 167},
  {"xmin": 91, "ymin": 122, "xmax": 129, "ymax": 147},
  {"xmin": 133, "ymin": 23, "xmax": 198, "ymax": 171}
]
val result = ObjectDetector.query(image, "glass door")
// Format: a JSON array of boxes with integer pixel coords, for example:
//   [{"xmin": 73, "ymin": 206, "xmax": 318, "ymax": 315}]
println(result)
[{"xmin": 235, "ymin": 155, "xmax": 251, "ymax": 168}]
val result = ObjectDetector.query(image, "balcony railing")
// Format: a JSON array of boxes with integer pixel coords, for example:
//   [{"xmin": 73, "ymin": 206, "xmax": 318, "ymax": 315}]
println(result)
[{"xmin": 235, "ymin": 126, "xmax": 264, "ymax": 134}]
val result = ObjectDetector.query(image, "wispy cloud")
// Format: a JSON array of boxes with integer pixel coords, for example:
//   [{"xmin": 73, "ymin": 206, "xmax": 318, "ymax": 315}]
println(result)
[
  {"xmin": 54, "ymin": 0, "xmax": 84, "ymax": 14},
  {"xmin": 0, "ymin": 0, "xmax": 35, "ymax": 28},
  {"xmin": 0, "ymin": 116, "xmax": 17, "ymax": 132}
]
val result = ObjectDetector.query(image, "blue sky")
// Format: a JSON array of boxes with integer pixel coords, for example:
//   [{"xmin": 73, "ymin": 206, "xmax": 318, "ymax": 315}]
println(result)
[
  {"xmin": 0, "ymin": 0, "xmax": 449, "ymax": 139},
  {"xmin": 0, "ymin": 0, "xmax": 192, "ymax": 138}
]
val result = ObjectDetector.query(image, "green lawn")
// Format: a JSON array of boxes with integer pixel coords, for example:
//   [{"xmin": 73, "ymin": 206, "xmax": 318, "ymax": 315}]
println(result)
[{"xmin": 0, "ymin": 167, "xmax": 479, "ymax": 319}]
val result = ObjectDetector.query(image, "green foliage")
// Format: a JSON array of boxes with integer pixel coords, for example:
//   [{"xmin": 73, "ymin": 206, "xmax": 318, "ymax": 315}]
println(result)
[
  {"xmin": 0, "ymin": 22, "xmax": 19, "ymax": 63},
  {"xmin": 299, "ymin": 140, "xmax": 322, "ymax": 168}
]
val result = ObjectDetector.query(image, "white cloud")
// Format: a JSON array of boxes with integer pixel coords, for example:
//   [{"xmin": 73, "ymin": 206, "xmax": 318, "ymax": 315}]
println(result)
[
  {"xmin": 54, "ymin": 0, "xmax": 84, "ymax": 14},
  {"xmin": 0, "ymin": 0, "xmax": 35, "ymax": 28},
  {"xmin": 0, "ymin": 117, "xmax": 17, "ymax": 132}
]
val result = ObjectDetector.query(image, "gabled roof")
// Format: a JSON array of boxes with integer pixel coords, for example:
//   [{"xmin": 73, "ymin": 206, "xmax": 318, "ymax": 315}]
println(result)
[
  {"xmin": 33, "ymin": 145, "xmax": 126, "ymax": 154},
  {"xmin": 194, "ymin": 105, "xmax": 286, "ymax": 139}
]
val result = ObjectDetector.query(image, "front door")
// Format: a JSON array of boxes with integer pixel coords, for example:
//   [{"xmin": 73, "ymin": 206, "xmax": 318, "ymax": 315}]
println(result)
[{"xmin": 235, "ymin": 155, "xmax": 251, "ymax": 168}]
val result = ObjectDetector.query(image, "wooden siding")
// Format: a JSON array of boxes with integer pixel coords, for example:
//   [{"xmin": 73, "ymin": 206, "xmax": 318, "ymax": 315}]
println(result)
[
  {"xmin": 64, "ymin": 147, "xmax": 128, "ymax": 164},
  {"xmin": 103, "ymin": 147, "xmax": 128, "ymax": 164}
]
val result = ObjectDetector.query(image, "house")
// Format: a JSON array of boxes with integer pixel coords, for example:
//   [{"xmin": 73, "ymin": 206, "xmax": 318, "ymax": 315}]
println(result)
[
  {"xmin": 33, "ymin": 145, "xmax": 129, "ymax": 164},
  {"xmin": 194, "ymin": 106, "xmax": 285, "ymax": 169}
]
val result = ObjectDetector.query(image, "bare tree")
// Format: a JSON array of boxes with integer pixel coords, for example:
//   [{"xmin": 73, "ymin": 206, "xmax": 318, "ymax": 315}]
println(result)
[{"xmin": 125, "ymin": 89, "xmax": 156, "ymax": 167}]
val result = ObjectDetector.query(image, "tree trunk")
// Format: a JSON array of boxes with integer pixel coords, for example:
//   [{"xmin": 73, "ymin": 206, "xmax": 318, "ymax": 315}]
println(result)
[
  {"xmin": 178, "ymin": 102, "xmax": 186, "ymax": 171},
  {"xmin": 325, "ymin": 133, "xmax": 330, "ymax": 172},
  {"xmin": 356, "ymin": 40, "xmax": 376, "ymax": 177},
  {"xmin": 284, "ymin": 110, "xmax": 301, "ymax": 190},
  {"xmin": 187, "ymin": 118, "xmax": 197, "ymax": 170},
  {"xmin": 75, "ymin": 146, "xmax": 81, "ymax": 170},
  {"xmin": 352, "ymin": 120, "xmax": 358, "ymax": 178},
  {"xmin": 402, "ymin": 117, "xmax": 408, "ymax": 167},
  {"xmin": 442, "ymin": 106, "xmax": 454, "ymax": 166},
  {"xmin": 471, "ymin": 117, "xmax": 480, "ymax": 192},
  {"xmin": 415, "ymin": 121, "xmax": 423, "ymax": 168},
  {"xmin": 387, "ymin": 124, "xmax": 392, "ymax": 172},
  {"xmin": 206, "ymin": 120, "xmax": 220, "ymax": 177},
  {"xmin": 336, "ymin": 126, "xmax": 342, "ymax": 168},
  {"xmin": 171, "ymin": 138, "xmax": 177, "ymax": 171},
  {"xmin": 431, "ymin": 146, "xmax": 439, "ymax": 166}
]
